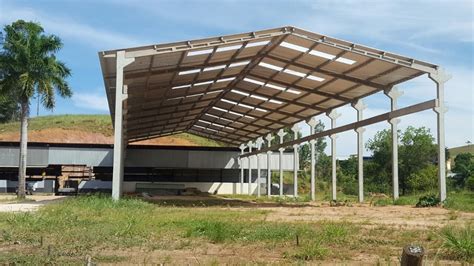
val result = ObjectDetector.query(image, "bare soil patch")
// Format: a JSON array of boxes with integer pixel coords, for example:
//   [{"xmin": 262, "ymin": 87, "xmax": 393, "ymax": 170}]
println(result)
[
  {"xmin": 0, "ymin": 128, "xmax": 196, "ymax": 145},
  {"xmin": 263, "ymin": 204, "xmax": 473, "ymax": 229}
]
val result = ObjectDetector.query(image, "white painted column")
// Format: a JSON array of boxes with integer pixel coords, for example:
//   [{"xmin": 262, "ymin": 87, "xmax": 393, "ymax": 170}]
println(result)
[
  {"xmin": 255, "ymin": 137, "xmax": 264, "ymax": 197},
  {"xmin": 307, "ymin": 117, "xmax": 318, "ymax": 201},
  {"xmin": 291, "ymin": 123, "xmax": 300, "ymax": 198},
  {"xmin": 239, "ymin": 144, "xmax": 246, "ymax": 195},
  {"xmin": 384, "ymin": 87, "xmax": 403, "ymax": 200},
  {"xmin": 247, "ymin": 140, "xmax": 253, "ymax": 195},
  {"xmin": 112, "ymin": 51, "xmax": 134, "ymax": 201},
  {"xmin": 352, "ymin": 100, "xmax": 367, "ymax": 203},
  {"xmin": 429, "ymin": 68, "xmax": 451, "ymax": 202},
  {"xmin": 277, "ymin": 129, "xmax": 286, "ymax": 197},
  {"xmin": 265, "ymin": 133, "xmax": 274, "ymax": 198},
  {"xmin": 327, "ymin": 110, "xmax": 341, "ymax": 201}
]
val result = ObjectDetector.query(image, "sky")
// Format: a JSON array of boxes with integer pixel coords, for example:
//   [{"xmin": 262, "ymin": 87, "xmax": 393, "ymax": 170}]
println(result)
[{"xmin": 0, "ymin": 0, "xmax": 473, "ymax": 157}]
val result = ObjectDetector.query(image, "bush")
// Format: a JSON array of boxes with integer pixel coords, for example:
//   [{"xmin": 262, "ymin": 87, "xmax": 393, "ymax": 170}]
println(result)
[
  {"xmin": 466, "ymin": 176, "xmax": 474, "ymax": 191},
  {"xmin": 416, "ymin": 194, "xmax": 440, "ymax": 207},
  {"xmin": 406, "ymin": 165, "xmax": 437, "ymax": 193},
  {"xmin": 341, "ymin": 177, "xmax": 358, "ymax": 196}
]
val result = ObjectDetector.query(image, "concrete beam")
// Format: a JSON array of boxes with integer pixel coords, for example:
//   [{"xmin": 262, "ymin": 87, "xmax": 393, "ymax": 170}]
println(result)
[
  {"xmin": 429, "ymin": 68, "xmax": 451, "ymax": 202},
  {"xmin": 241, "ymin": 99, "xmax": 437, "ymax": 158},
  {"xmin": 352, "ymin": 100, "xmax": 367, "ymax": 203},
  {"xmin": 384, "ymin": 86, "xmax": 403, "ymax": 200},
  {"xmin": 112, "ymin": 51, "xmax": 134, "ymax": 201},
  {"xmin": 256, "ymin": 137, "xmax": 264, "ymax": 197},
  {"xmin": 307, "ymin": 117, "xmax": 318, "ymax": 201},
  {"xmin": 291, "ymin": 123, "xmax": 300, "ymax": 197},
  {"xmin": 265, "ymin": 133, "xmax": 274, "ymax": 198},
  {"xmin": 239, "ymin": 143, "xmax": 246, "ymax": 195},
  {"xmin": 277, "ymin": 129, "xmax": 286, "ymax": 197},
  {"xmin": 247, "ymin": 140, "xmax": 254, "ymax": 195},
  {"xmin": 327, "ymin": 110, "xmax": 341, "ymax": 201}
]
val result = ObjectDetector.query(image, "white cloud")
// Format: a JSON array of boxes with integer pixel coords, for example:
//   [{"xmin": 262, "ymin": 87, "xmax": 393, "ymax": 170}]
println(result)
[
  {"xmin": 0, "ymin": 4, "xmax": 145, "ymax": 50},
  {"xmin": 301, "ymin": 0, "xmax": 474, "ymax": 45},
  {"xmin": 72, "ymin": 92, "xmax": 109, "ymax": 112}
]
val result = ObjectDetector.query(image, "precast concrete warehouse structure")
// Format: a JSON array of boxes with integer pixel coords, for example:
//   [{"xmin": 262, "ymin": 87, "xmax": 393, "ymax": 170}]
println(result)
[{"xmin": 99, "ymin": 26, "xmax": 449, "ymax": 201}]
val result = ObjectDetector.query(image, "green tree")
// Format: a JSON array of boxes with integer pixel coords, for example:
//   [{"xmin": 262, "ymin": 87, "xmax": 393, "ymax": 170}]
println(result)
[
  {"xmin": 0, "ymin": 20, "xmax": 72, "ymax": 198},
  {"xmin": 365, "ymin": 129, "xmax": 393, "ymax": 193},
  {"xmin": 452, "ymin": 153, "xmax": 474, "ymax": 188},
  {"xmin": 399, "ymin": 126, "xmax": 437, "ymax": 194},
  {"xmin": 365, "ymin": 126, "xmax": 437, "ymax": 194}
]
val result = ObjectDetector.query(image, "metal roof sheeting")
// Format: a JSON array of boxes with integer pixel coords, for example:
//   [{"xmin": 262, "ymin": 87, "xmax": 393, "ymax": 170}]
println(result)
[{"xmin": 99, "ymin": 26, "xmax": 438, "ymax": 146}]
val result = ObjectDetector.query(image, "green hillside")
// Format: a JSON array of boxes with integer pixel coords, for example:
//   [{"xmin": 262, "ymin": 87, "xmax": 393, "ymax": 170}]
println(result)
[{"xmin": 0, "ymin": 115, "xmax": 224, "ymax": 147}]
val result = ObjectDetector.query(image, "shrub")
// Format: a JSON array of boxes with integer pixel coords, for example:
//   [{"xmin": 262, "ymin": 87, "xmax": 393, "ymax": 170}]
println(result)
[
  {"xmin": 341, "ymin": 178, "xmax": 358, "ymax": 195},
  {"xmin": 406, "ymin": 165, "xmax": 437, "ymax": 193},
  {"xmin": 466, "ymin": 176, "xmax": 474, "ymax": 191},
  {"xmin": 415, "ymin": 194, "xmax": 440, "ymax": 207}
]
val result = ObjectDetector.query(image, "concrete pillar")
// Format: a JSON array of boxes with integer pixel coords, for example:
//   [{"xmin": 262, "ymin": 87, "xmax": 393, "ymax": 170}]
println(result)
[
  {"xmin": 112, "ymin": 51, "xmax": 134, "ymax": 201},
  {"xmin": 385, "ymin": 87, "xmax": 403, "ymax": 200},
  {"xmin": 247, "ymin": 140, "xmax": 253, "ymax": 195},
  {"xmin": 256, "ymin": 137, "xmax": 264, "ymax": 197},
  {"xmin": 277, "ymin": 129, "xmax": 286, "ymax": 197},
  {"xmin": 265, "ymin": 133, "xmax": 274, "ymax": 198},
  {"xmin": 352, "ymin": 100, "xmax": 367, "ymax": 203},
  {"xmin": 327, "ymin": 110, "xmax": 341, "ymax": 201},
  {"xmin": 307, "ymin": 117, "xmax": 318, "ymax": 201},
  {"xmin": 239, "ymin": 144, "xmax": 246, "ymax": 194},
  {"xmin": 291, "ymin": 124, "xmax": 300, "ymax": 197},
  {"xmin": 429, "ymin": 68, "xmax": 451, "ymax": 202}
]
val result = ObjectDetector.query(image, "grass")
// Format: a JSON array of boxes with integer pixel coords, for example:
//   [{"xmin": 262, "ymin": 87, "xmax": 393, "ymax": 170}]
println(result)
[
  {"xmin": 444, "ymin": 191, "xmax": 474, "ymax": 212},
  {"xmin": 0, "ymin": 195, "xmax": 472, "ymax": 264},
  {"xmin": 0, "ymin": 114, "xmax": 113, "ymax": 136},
  {"xmin": 366, "ymin": 190, "xmax": 474, "ymax": 211},
  {"xmin": 0, "ymin": 114, "xmax": 223, "ymax": 146},
  {"xmin": 440, "ymin": 225, "xmax": 473, "ymax": 262}
]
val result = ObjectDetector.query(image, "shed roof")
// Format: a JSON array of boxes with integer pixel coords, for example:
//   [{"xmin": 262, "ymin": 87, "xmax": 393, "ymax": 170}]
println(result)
[{"xmin": 99, "ymin": 26, "xmax": 438, "ymax": 146}]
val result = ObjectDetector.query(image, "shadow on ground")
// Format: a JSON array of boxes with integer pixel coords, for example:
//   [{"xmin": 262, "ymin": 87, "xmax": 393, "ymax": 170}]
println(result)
[{"xmin": 141, "ymin": 195, "xmax": 313, "ymax": 208}]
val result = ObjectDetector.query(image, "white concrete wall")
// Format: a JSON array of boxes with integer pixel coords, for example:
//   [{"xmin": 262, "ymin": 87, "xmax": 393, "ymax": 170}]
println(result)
[{"xmin": 122, "ymin": 181, "xmax": 268, "ymax": 195}]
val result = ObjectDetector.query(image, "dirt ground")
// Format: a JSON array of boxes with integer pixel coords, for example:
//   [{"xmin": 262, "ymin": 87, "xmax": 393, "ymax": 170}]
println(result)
[
  {"xmin": 148, "ymin": 195, "xmax": 473, "ymax": 229},
  {"xmin": 0, "ymin": 128, "xmax": 196, "ymax": 145},
  {"xmin": 1, "ymin": 195, "xmax": 472, "ymax": 264},
  {"xmin": 263, "ymin": 204, "xmax": 473, "ymax": 229},
  {"xmin": 0, "ymin": 195, "xmax": 66, "ymax": 212}
]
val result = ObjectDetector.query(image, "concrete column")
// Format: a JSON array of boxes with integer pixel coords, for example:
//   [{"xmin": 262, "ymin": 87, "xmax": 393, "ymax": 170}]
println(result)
[
  {"xmin": 265, "ymin": 133, "xmax": 274, "ymax": 198},
  {"xmin": 277, "ymin": 129, "xmax": 286, "ymax": 197},
  {"xmin": 239, "ymin": 144, "xmax": 246, "ymax": 195},
  {"xmin": 291, "ymin": 124, "xmax": 300, "ymax": 198},
  {"xmin": 307, "ymin": 117, "xmax": 318, "ymax": 201},
  {"xmin": 247, "ymin": 140, "xmax": 253, "ymax": 195},
  {"xmin": 327, "ymin": 110, "xmax": 341, "ymax": 201},
  {"xmin": 112, "ymin": 51, "xmax": 134, "ymax": 201},
  {"xmin": 429, "ymin": 68, "xmax": 451, "ymax": 202},
  {"xmin": 352, "ymin": 100, "xmax": 367, "ymax": 203},
  {"xmin": 385, "ymin": 87, "xmax": 403, "ymax": 200},
  {"xmin": 255, "ymin": 137, "xmax": 264, "ymax": 197}
]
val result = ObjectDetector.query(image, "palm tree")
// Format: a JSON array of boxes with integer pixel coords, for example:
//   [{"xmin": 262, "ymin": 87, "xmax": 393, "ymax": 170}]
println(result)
[{"xmin": 0, "ymin": 20, "xmax": 72, "ymax": 198}]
